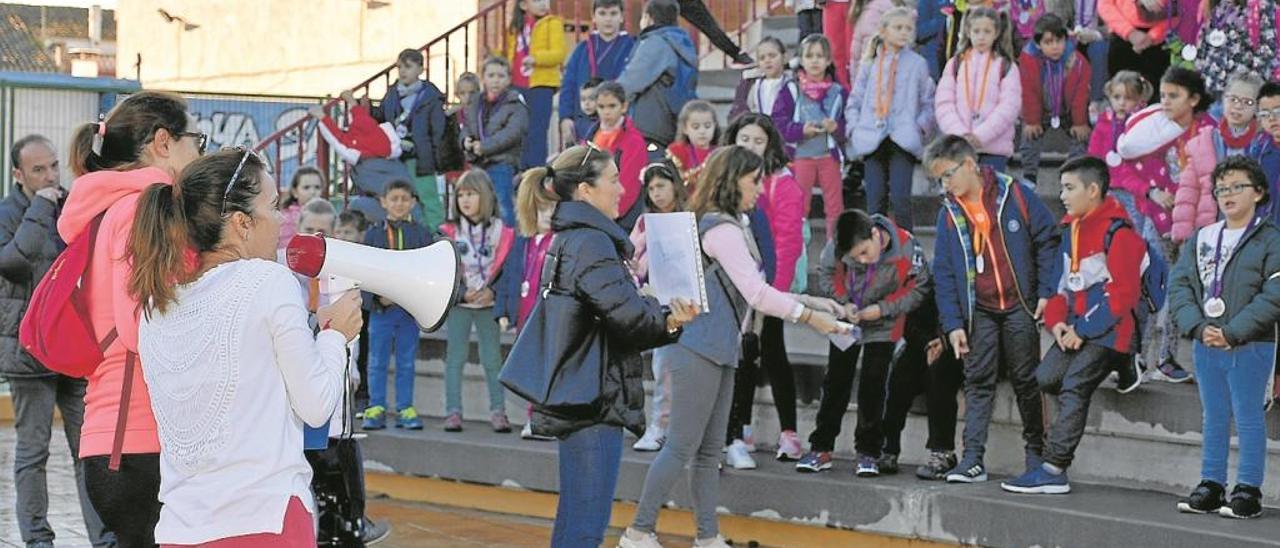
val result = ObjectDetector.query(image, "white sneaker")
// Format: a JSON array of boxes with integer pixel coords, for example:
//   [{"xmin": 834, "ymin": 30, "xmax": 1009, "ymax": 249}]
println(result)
[
  {"xmin": 633, "ymin": 427, "xmax": 665, "ymax": 452},
  {"xmin": 618, "ymin": 527, "xmax": 663, "ymax": 548},
  {"xmin": 725, "ymin": 439, "xmax": 758, "ymax": 470},
  {"xmin": 520, "ymin": 422, "xmax": 554, "ymax": 441},
  {"xmin": 693, "ymin": 535, "xmax": 731, "ymax": 547},
  {"xmin": 776, "ymin": 430, "xmax": 804, "ymax": 461}
]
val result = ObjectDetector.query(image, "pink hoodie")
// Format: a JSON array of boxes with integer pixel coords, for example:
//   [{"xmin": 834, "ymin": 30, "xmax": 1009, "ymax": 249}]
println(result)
[
  {"xmin": 759, "ymin": 168, "xmax": 805, "ymax": 292},
  {"xmin": 1171, "ymin": 125, "xmax": 1222, "ymax": 242},
  {"xmin": 57, "ymin": 166, "xmax": 169, "ymax": 458},
  {"xmin": 935, "ymin": 50, "xmax": 1022, "ymax": 157}
]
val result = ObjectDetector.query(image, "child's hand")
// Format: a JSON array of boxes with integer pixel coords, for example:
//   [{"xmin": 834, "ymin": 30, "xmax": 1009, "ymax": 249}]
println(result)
[
  {"xmin": 841, "ymin": 302, "xmax": 859, "ymax": 322},
  {"xmin": 822, "ymin": 118, "xmax": 838, "ymax": 133},
  {"xmin": 1070, "ymin": 125, "xmax": 1091, "ymax": 142},
  {"xmin": 522, "ymin": 56, "xmax": 536, "ymax": 72},
  {"xmin": 1127, "ymin": 30, "xmax": 1153, "ymax": 52},
  {"xmin": 560, "ymin": 120, "xmax": 578, "ymax": 150},
  {"xmin": 340, "ymin": 89, "xmax": 356, "ymax": 104},
  {"xmin": 803, "ymin": 123, "xmax": 822, "ymax": 138},
  {"xmin": 473, "ymin": 288, "xmax": 495, "ymax": 307},
  {"xmin": 1149, "ymin": 189, "xmax": 1175, "ymax": 210},
  {"xmin": 470, "ymin": 140, "xmax": 484, "ymax": 156},
  {"xmin": 1024, "ymin": 124, "xmax": 1044, "ymax": 141},
  {"xmin": 858, "ymin": 304, "xmax": 883, "ymax": 323},
  {"xmin": 963, "ymin": 133, "xmax": 982, "ymax": 149},
  {"xmin": 926, "ymin": 338, "xmax": 945, "ymax": 365},
  {"xmin": 308, "ymin": 105, "xmax": 326, "ymax": 120}
]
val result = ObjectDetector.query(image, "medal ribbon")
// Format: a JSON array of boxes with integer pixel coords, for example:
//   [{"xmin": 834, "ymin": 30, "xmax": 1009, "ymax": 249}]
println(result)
[
  {"xmin": 385, "ymin": 224, "xmax": 404, "ymax": 250},
  {"xmin": 847, "ymin": 262, "xmax": 879, "ymax": 309},
  {"xmin": 963, "ymin": 50, "xmax": 996, "ymax": 121},
  {"xmin": 1210, "ymin": 216, "xmax": 1258, "ymax": 299},
  {"xmin": 1044, "ymin": 57, "xmax": 1065, "ymax": 122},
  {"xmin": 875, "ymin": 46, "xmax": 900, "ymax": 122},
  {"xmin": 586, "ymin": 34, "xmax": 620, "ymax": 78}
]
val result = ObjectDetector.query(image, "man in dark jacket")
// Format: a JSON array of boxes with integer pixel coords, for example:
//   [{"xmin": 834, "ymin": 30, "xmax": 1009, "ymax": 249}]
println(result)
[
  {"xmin": 380, "ymin": 48, "xmax": 448, "ymax": 229},
  {"xmin": 0, "ymin": 135, "xmax": 111, "ymax": 547}
]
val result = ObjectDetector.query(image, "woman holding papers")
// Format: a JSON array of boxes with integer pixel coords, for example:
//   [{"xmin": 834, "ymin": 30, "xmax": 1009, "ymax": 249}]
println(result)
[{"xmin": 620, "ymin": 146, "xmax": 848, "ymax": 548}]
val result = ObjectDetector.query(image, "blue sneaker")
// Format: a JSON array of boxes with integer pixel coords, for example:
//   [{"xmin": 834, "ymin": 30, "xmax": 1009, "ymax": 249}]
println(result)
[
  {"xmin": 396, "ymin": 407, "xmax": 424, "ymax": 430},
  {"xmin": 1001, "ymin": 465, "xmax": 1071, "ymax": 494},
  {"xmin": 362, "ymin": 406, "xmax": 386, "ymax": 430},
  {"xmin": 1025, "ymin": 452, "xmax": 1045, "ymax": 474}
]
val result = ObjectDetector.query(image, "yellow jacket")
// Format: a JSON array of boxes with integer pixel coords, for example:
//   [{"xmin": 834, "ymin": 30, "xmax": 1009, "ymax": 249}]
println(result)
[{"xmin": 507, "ymin": 15, "xmax": 568, "ymax": 88}]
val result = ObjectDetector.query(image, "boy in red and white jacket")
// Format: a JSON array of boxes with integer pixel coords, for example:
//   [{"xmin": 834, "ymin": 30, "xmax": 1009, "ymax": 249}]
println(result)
[
  {"xmin": 1002, "ymin": 156, "xmax": 1145, "ymax": 495},
  {"xmin": 310, "ymin": 90, "xmax": 403, "ymax": 166},
  {"xmin": 1017, "ymin": 13, "xmax": 1091, "ymax": 186}
]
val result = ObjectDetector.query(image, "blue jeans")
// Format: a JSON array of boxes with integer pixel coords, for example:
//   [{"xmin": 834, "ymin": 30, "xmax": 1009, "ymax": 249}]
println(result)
[
  {"xmin": 368, "ymin": 306, "xmax": 420, "ymax": 411},
  {"xmin": 552, "ymin": 424, "xmax": 623, "ymax": 547},
  {"xmin": 487, "ymin": 163, "xmax": 516, "ymax": 227},
  {"xmin": 444, "ymin": 306, "xmax": 505, "ymax": 415},
  {"xmin": 864, "ymin": 139, "xmax": 917, "ymax": 231},
  {"xmin": 521, "ymin": 86, "xmax": 556, "ymax": 169},
  {"xmin": 1193, "ymin": 341, "xmax": 1274, "ymax": 488}
]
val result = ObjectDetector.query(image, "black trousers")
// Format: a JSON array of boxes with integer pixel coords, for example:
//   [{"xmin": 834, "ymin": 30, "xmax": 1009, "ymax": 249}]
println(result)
[
  {"xmin": 1108, "ymin": 33, "xmax": 1170, "ymax": 98},
  {"xmin": 83, "ymin": 454, "xmax": 161, "ymax": 548},
  {"xmin": 1037, "ymin": 343, "xmax": 1121, "ymax": 469},
  {"xmin": 807, "ymin": 341, "xmax": 896, "ymax": 455},
  {"xmin": 308, "ymin": 439, "xmax": 368, "ymax": 546},
  {"xmin": 677, "ymin": 0, "xmax": 743, "ymax": 58},
  {"xmin": 882, "ymin": 335, "xmax": 964, "ymax": 455},
  {"xmin": 797, "ymin": 8, "xmax": 823, "ymax": 41},
  {"xmin": 726, "ymin": 317, "xmax": 799, "ymax": 444},
  {"xmin": 355, "ymin": 308, "xmax": 371, "ymax": 407}
]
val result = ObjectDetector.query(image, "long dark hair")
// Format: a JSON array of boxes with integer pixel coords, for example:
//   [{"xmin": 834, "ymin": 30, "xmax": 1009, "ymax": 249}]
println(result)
[
  {"xmin": 70, "ymin": 91, "xmax": 190, "ymax": 177},
  {"xmin": 282, "ymin": 166, "xmax": 326, "ymax": 208},
  {"xmin": 1161, "ymin": 66, "xmax": 1213, "ymax": 113},
  {"xmin": 722, "ymin": 113, "xmax": 789, "ymax": 175},
  {"xmin": 641, "ymin": 160, "xmax": 687, "ymax": 212},
  {"xmin": 128, "ymin": 148, "xmax": 267, "ymax": 315},
  {"xmin": 688, "ymin": 146, "xmax": 763, "ymax": 218},
  {"xmin": 519, "ymin": 144, "xmax": 615, "ymax": 202}
]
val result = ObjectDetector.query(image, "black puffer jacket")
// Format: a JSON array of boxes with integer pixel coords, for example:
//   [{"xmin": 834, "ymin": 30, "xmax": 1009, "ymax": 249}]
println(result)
[
  {"xmin": 0, "ymin": 186, "xmax": 64, "ymax": 378},
  {"xmin": 531, "ymin": 201, "xmax": 676, "ymax": 439}
]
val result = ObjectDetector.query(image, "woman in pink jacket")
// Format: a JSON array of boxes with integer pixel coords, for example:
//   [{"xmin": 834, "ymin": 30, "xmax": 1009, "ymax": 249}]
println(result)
[
  {"xmin": 1171, "ymin": 71, "xmax": 1265, "ymax": 242},
  {"xmin": 57, "ymin": 91, "xmax": 205, "ymax": 546},
  {"xmin": 934, "ymin": 7, "xmax": 1022, "ymax": 172}
]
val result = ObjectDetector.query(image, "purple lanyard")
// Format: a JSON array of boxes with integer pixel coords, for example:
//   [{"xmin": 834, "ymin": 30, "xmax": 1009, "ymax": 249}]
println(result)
[
  {"xmin": 468, "ymin": 222, "xmax": 490, "ymax": 275},
  {"xmin": 1111, "ymin": 114, "xmax": 1127, "ymax": 151},
  {"xmin": 586, "ymin": 34, "xmax": 619, "ymax": 78},
  {"xmin": 1076, "ymin": 0, "xmax": 1094, "ymax": 27},
  {"xmin": 1044, "ymin": 59, "xmax": 1064, "ymax": 119},
  {"xmin": 847, "ymin": 262, "xmax": 878, "ymax": 308},
  {"xmin": 1209, "ymin": 216, "xmax": 1257, "ymax": 298}
]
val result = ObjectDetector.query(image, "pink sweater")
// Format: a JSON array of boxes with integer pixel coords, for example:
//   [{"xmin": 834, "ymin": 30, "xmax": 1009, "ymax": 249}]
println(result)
[
  {"xmin": 935, "ymin": 50, "xmax": 1022, "ymax": 157},
  {"xmin": 1171, "ymin": 124, "xmax": 1222, "ymax": 242},
  {"xmin": 57, "ymin": 167, "xmax": 170, "ymax": 458},
  {"xmin": 759, "ymin": 169, "xmax": 806, "ymax": 292},
  {"xmin": 703, "ymin": 222, "xmax": 801, "ymax": 320}
]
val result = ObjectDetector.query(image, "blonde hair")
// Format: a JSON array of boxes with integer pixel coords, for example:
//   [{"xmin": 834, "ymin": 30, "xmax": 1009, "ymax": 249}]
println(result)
[
  {"xmin": 454, "ymin": 169, "xmax": 498, "ymax": 225},
  {"xmin": 674, "ymin": 100, "xmax": 719, "ymax": 146},
  {"xmin": 515, "ymin": 170, "xmax": 558, "ymax": 236},
  {"xmin": 954, "ymin": 7, "xmax": 1016, "ymax": 75},
  {"xmin": 1105, "ymin": 70, "xmax": 1154, "ymax": 104},
  {"xmin": 298, "ymin": 197, "xmax": 337, "ymax": 228},
  {"xmin": 863, "ymin": 7, "xmax": 917, "ymax": 62}
]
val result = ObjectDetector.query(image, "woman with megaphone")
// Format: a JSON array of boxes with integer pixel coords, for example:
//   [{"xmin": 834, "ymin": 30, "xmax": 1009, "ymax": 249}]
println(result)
[
  {"xmin": 125, "ymin": 148, "xmax": 362, "ymax": 546},
  {"xmin": 501, "ymin": 143, "xmax": 700, "ymax": 547}
]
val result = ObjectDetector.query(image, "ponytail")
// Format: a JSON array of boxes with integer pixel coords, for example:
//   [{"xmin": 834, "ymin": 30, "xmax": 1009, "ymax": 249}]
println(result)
[
  {"xmin": 994, "ymin": 10, "xmax": 1017, "ymax": 69},
  {"xmin": 127, "ymin": 183, "xmax": 191, "ymax": 317},
  {"xmin": 522, "ymin": 144, "xmax": 614, "ymax": 203},
  {"xmin": 70, "ymin": 91, "xmax": 190, "ymax": 177},
  {"xmin": 864, "ymin": 35, "xmax": 884, "ymax": 62}
]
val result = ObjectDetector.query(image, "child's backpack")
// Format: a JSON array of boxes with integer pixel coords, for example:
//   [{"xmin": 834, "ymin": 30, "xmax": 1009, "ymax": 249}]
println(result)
[
  {"xmin": 436, "ymin": 111, "xmax": 466, "ymax": 172},
  {"xmin": 19, "ymin": 214, "xmax": 113, "ymax": 377},
  {"xmin": 1104, "ymin": 218, "xmax": 1169, "ymax": 343},
  {"xmin": 654, "ymin": 34, "xmax": 700, "ymax": 119}
]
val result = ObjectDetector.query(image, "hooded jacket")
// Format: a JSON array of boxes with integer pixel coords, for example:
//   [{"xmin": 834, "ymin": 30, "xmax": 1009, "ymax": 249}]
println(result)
[
  {"xmin": 462, "ymin": 88, "xmax": 530, "ymax": 169},
  {"xmin": 57, "ymin": 166, "xmax": 169, "ymax": 458},
  {"xmin": 1042, "ymin": 196, "xmax": 1146, "ymax": 353},
  {"xmin": 936, "ymin": 50, "xmax": 1023, "ymax": 157},
  {"xmin": 818, "ymin": 214, "xmax": 932, "ymax": 343},
  {"xmin": 1018, "ymin": 39, "xmax": 1091, "ymax": 129},
  {"xmin": 1169, "ymin": 218, "xmax": 1280, "ymax": 347},
  {"xmin": 380, "ymin": 79, "xmax": 447, "ymax": 176},
  {"xmin": 617, "ymin": 24, "xmax": 698, "ymax": 147}
]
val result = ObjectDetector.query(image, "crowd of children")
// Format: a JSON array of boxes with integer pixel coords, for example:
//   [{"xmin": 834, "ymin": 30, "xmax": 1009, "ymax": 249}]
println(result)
[{"xmin": 274, "ymin": 0, "xmax": 1280, "ymax": 531}]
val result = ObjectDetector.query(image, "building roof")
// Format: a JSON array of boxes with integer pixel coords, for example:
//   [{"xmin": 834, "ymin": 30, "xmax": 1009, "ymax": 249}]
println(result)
[
  {"xmin": 0, "ymin": 12, "xmax": 54, "ymax": 72},
  {"xmin": 0, "ymin": 4, "xmax": 116, "ymax": 41}
]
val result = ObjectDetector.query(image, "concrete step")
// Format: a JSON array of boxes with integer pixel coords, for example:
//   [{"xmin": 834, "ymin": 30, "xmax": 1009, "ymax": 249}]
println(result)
[{"xmin": 359, "ymin": 420, "xmax": 1280, "ymax": 547}]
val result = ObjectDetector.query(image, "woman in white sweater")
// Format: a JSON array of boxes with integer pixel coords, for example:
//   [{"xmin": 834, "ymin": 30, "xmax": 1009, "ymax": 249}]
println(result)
[{"xmin": 127, "ymin": 148, "xmax": 362, "ymax": 546}]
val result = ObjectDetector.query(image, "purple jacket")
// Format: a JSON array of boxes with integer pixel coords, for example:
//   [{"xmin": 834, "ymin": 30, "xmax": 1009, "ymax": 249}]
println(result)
[
  {"xmin": 844, "ymin": 47, "xmax": 936, "ymax": 159},
  {"xmin": 772, "ymin": 79, "xmax": 847, "ymax": 162}
]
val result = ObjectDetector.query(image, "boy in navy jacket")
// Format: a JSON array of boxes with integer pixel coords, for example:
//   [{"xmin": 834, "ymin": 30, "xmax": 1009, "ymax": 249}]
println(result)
[
  {"xmin": 925, "ymin": 135, "xmax": 1061, "ymax": 484},
  {"xmin": 558, "ymin": 0, "xmax": 634, "ymax": 148},
  {"xmin": 380, "ymin": 48, "xmax": 448, "ymax": 229}
]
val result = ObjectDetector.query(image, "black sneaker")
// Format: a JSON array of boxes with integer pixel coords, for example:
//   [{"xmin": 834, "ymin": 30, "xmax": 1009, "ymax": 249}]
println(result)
[
  {"xmin": 1115, "ymin": 354, "xmax": 1143, "ymax": 394},
  {"xmin": 1219, "ymin": 484, "xmax": 1263, "ymax": 519},
  {"xmin": 729, "ymin": 52, "xmax": 756, "ymax": 70},
  {"xmin": 945, "ymin": 460, "xmax": 988, "ymax": 483},
  {"xmin": 1177, "ymin": 480, "xmax": 1226, "ymax": 514},
  {"xmin": 855, "ymin": 454, "xmax": 880, "ymax": 477},
  {"xmin": 877, "ymin": 453, "xmax": 900, "ymax": 475},
  {"xmin": 916, "ymin": 451, "xmax": 957, "ymax": 481}
]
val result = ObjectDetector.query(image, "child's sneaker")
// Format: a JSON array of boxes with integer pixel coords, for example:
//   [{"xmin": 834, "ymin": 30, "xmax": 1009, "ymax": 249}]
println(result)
[
  {"xmin": 1177, "ymin": 480, "xmax": 1226, "ymax": 514},
  {"xmin": 396, "ymin": 407, "xmax": 424, "ymax": 430},
  {"xmin": 1115, "ymin": 354, "xmax": 1143, "ymax": 394},
  {"xmin": 633, "ymin": 427, "xmax": 666, "ymax": 452},
  {"xmin": 855, "ymin": 454, "xmax": 880, "ymax": 477},
  {"xmin": 877, "ymin": 453, "xmax": 899, "ymax": 475},
  {"xmin": 725, "ymin": 439, "xmax": 758, "ymax": 470},
  {"xmin": 1218, "ymin": 485, "xmax": 1263, "ymax": 519},
  {"xmin": 442, "ymin": 412, "xmax": 462, "ymax": 432},
  {"xmin": 1000, "ymin": 465, "xmax": 1071, "ymax": 494},
  {"xmin": 490, "ymin": 412, "xmax": 512, "ymax": 433},
  {"xmin": 618, "ymin": 527, "xmax": 663, "ymax": 548},
  {"xmin": 776, "ymin": 430, "xmax": 804, "ymax": 461},
  {"xmin": 945, "ymin": 460, "xmax": 988, "ymax": 483},
  {"xmin": 1149, "ymin": 360, "xmax": 1194, "ymax": 383},
  {"xmin": 795, "ymin": 451, "xmax": 833, "ymax": 473},
  {"xmin": 916, "ymin": 451, "xmax": 957, "ymax": 481},
  {"xmin": 362, "ymin": 406, "xmax": 387, "ymax": 430},
  {"xmin": 692, "ymin": 535, "xmax": 731, "ymax": 548}
]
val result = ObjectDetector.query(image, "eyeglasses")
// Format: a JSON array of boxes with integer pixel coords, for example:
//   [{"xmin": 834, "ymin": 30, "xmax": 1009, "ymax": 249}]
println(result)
[
  {"xmin": 1257, "ymin": 108, "xmax": 1280, "ymax": 121},
  {"xmin": 1212, "ymin": 183, "xmax": 1256, "ymax": 198},
  {"xmin": 931, "ymin": 163, "xmax": 963, "ymax": 186},
  {"xmin": 222, "ymin": 146, "xmax": 256, "ymax": 216},
  {"xmin": 177, "ymin": 131, "xmax": 209, "ymax": 155},
  {"xmin": 1225, "ymin": 94, "xmax": 1257, "ymax": 109}
]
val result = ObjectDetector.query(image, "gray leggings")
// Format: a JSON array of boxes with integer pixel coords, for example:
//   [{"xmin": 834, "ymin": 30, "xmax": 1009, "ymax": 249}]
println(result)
[{"xmin": 632, "ymin": 344, "xmax": 736, "ymax": 539}]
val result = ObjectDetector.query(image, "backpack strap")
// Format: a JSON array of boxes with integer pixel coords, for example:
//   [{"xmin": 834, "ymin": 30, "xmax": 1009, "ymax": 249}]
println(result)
[
  {"xmin": 108, "ymin": 350, "xmax": 137, "ymax": 471},
  {"xmin": 1103, "ymin": 218, "xmax": 1133, "ymax": 249}
]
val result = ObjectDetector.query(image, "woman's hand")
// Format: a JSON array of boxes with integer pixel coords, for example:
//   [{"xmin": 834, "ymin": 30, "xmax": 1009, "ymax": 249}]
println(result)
[
  {"xmin": 805, "ymin": 309, "xmax": 847, "ymax": 335},
  {"xmin": 666, "ymin": 298, "xmax": 700, "ymax": 332},
  {"xmin": 799, "ymin": 295, "xmax": 844, "ymax": 317},
  {"xmin": 318, "ymin": 291, "xmax": 363, "ymax": 342}
]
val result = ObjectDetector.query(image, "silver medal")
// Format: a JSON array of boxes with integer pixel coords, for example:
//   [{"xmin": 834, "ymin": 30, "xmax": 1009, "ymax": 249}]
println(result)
[
  {"xmin": 1106, "ymin": 151, "xmax": 1123, "ymax": 167},
  {"xmin": 520, "ymin": 280, "xmax": 530, "ymax": 298},
  {"xmin": 1067, "ymin": 273, "xmax": 1085, "ymax": 292},
  {"xmin": 1208, "ymin": 30, "xmax": 1227, "ymax": 48},
  {"xmin": 976, "ymin": 254, "xmax": 985, "ymax": 274},
  {"xmin": 1051, "ymin": 116, "xmax": 1061, "ymax": 129},
  {"xmin": 1181, "ymin": 44, "xmax": 1198, "ymax": 62},
  {"xmin": 1204, "ymin": 297, "xmax": 1226, "ymax": 318},
  {"xmin": 1019, "ymin": 11, "xmax": 1030, "ymax": 24}
]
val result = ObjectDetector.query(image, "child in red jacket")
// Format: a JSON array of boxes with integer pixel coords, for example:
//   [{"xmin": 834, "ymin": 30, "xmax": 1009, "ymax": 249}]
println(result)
[
  {"xmin": 586, "ymin": 81, "xmax": 648, "ymax": 232},
  {"xmin": 1002, "ymin": 156, "xmax": 1145, "ymax": 495},
  {"xmin": 1017, "ymin": 13, "xmax": 1091, "ymax": 186},
  {"xmin": 310, "ymin": 90, "xmax": 402, "ymax": 166}
]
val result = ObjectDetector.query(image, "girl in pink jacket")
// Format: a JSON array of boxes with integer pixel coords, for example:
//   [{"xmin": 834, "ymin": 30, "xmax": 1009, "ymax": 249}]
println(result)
[
  {"xmin": 934, "ymin": 7, "xmax": 1022, "ymax": 171},
  {"xmin": 57, "ymin": 91, "xmax": 204, "ymax": 547},
  {"xmin": 1171, "ymin": 71, "xmax": 1265, "ymax": 242}
]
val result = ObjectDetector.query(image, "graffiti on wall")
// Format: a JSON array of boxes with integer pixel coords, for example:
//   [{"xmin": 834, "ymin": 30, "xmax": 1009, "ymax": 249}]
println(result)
[{"xmin": 183, "ymin": 96, "xmax": 320, "ymax": 182}]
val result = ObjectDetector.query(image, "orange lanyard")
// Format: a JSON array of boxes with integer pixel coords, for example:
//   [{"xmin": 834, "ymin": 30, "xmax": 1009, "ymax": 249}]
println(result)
[
  {"xmin": 957, "ymin": 192, "xmax": 989, "ymax": 256},
  {"xmin": 962, "ymin": 51, "xmax": 995, "ymax": 119},
  {"xmin": 385, "ymin": 225, "xmax": 404, "ymax": 250},
  {"xmin": 875, "ymin": 47, "xmax": 900, "ymax": 121},
  {"xmin": 307, "ymin": 277, "xmax": 320, "ymax": 312},
  {"xmin": 1069, "ymin": 219, "xmax": 1082, "ymax": 273}
]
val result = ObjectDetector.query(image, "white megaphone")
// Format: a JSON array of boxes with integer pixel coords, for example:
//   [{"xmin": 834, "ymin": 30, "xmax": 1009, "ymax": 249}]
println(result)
[{"xmin": 285, "ymin": 234, "xmax": 463, "ymax": 332}]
